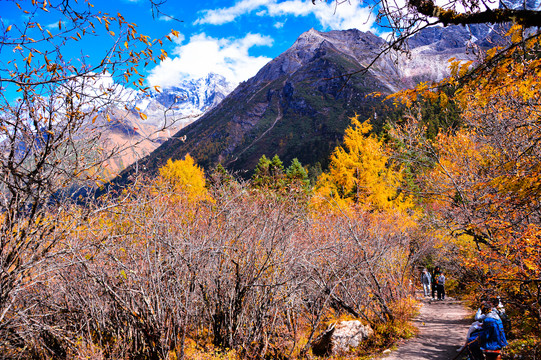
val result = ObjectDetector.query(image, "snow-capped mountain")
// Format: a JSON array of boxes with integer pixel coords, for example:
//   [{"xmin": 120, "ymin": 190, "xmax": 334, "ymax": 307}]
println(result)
[
  {"xmin": 121, "ymin": 25, "xmax": 510, "ymax": 177},
  {"xmin": 501, "ymin": 0, "xmax": 541, "ymax": 10},
  {"xmin": 132, "ymin": 73, "xmax": 235, "ymax": 124},
  {"xmin": 97, "ymin": 73, "xmax": 235, "ymax": 178},
  {"xmin": 152, "ymin": 73, "xmax": 234, "ymax": 113}
]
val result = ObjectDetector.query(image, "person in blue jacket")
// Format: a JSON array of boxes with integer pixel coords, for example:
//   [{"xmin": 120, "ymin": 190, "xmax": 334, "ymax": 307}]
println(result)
[{"xmin": 467, "ymin": 302, "xmax": 508, "ymax": 360}]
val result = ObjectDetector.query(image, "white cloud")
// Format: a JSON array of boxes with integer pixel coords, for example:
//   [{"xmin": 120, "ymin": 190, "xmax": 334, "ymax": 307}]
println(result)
[
  {"xmin": 45, "ymin": 20, "xmax": 68, "ymax": 30},
  {"xmin": 195, "ymin": 0, "xmax": 376, "ymax": 32},
  {"xmin": 147, "ymin": 33, "xmax": 273, "ymax": 89},
  {"xmin": 274, "ymin": 21, "xmax": 285, "ymax": 28},
  {"xmin": 195, "ymin": 0, "xmax": 269, "ymax": 25},
  {"xmin": 275, "ymin": 0, "xmax": 375, "ymax": 31},
  {"xmin": 158, "ymin": 15, "xmax": 174, "ymax": 22}
]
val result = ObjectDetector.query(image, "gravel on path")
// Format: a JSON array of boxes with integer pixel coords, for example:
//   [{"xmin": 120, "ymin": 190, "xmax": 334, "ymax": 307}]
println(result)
[{"xmin": 375, "ymin": 297, "xmax": 473, "ymax": 360}]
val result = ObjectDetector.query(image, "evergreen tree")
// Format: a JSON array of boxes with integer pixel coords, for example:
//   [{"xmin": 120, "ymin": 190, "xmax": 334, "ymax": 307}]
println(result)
[
  {"xmin": 308, "ymin": 162, "xmax": 323, "ymax": 186},
  {"xmin": 286, "ymin": 158, "xmax": 310, "ymax": 191},
  {"xmin": 270, "ymin": 154, "xmax": 285, "ymax": 188},
  {"xmin": 252, "ymin": 155, "xmax": 272, "ymax": 188},
  {"xmin": 210, "ymin": 163, "xmax": 234, "ymax": 188}
]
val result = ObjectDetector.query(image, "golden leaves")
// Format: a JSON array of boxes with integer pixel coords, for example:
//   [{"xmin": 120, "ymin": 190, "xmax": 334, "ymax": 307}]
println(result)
[
  {"xmin": 156, "ymin": 155, "xmax": 212, "ymax": 204},
  {"xmin": 313, "ymin": 115, "xmax": 413, "ymax": 213}
]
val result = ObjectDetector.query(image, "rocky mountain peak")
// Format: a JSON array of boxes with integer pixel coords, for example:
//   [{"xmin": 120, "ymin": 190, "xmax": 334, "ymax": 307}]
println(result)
[
  {"xmin": 500, "ymin": 0, "xmax": 541, "ymax": 9},
  {"xmin": 116, "ymin": 24, "xmax": 505, "ymax": 183},
  {"xmin": 291, "ymin": 28, "xmax": 384, "ymax": 58},
  {"xmin": 252, "ymin": 28, "xmax": 387, "ymax": 84}
]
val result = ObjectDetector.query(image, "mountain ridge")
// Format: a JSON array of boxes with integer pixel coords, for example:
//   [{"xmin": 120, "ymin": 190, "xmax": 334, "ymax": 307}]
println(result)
[
  {"xmin": 114, "ymin": 25, "xmax": 487, "ymax": 182},
  {"xmin": 94, "ymin": 73, "xmax": 235, "ymax": 179}
]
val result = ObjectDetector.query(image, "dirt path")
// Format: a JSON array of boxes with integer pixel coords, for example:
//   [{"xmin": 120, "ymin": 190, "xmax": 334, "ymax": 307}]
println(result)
[{"xmin": 376, "ymin": 296, "xmax": 473, "ymax": 360}]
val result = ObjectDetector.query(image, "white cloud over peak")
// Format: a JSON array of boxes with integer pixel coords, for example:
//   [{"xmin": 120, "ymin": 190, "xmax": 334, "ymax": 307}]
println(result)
[
  {"xmin": 195, "ymin": 0, "xmax": 376, "ymax": 32},
  {"xmin": 268, "ymin": 0, "xmax": 375, "ymax": 31},
  {"xmin": 147, "ymin": 33, "xmax": 273, "ymax": 89},
  {"xmin": 195, "ymin": 0, "xmax": 269, "ymax": 25}
]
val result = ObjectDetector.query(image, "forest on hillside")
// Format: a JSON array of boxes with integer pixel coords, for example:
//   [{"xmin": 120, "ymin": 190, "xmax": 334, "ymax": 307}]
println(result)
[{"xmin": 1, "ymin": 0, "xmax": 541, "ymax": 359}]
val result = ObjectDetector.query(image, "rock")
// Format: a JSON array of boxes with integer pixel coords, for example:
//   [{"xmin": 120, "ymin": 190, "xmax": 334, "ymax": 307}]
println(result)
[
  {"xmin": 311, "ymin": 320, "xmax": 374, "ymax": 356},
  {"xmin": 383, "ymin": 349, "xmax": 392, "ymax": 354}
]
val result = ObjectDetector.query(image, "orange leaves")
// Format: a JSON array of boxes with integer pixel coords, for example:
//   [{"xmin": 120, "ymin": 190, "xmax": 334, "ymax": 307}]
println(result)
[
  {"xmin": 398, "ymin": 30, "xmax": 541, "ymax": 334},
  {"xmin": 506, "ymin": 24, "xmax": 524, "ymax": 44},
  {"xmin": 158, "ymin": 48, "xmax": 168, "ymax": 61}
]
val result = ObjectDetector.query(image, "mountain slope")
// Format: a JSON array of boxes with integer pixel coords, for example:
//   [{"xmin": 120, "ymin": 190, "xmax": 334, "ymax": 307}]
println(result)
[
  {"xmin": 117, "ymin": 27, "xmax": 478, "ymax": 180},
  {"xmin": 97, "ymin": 73, "xmax": 234, "ymax": 178}
]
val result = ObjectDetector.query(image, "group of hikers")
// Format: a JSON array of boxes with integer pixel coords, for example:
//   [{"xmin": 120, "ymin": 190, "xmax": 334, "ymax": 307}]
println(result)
[
  {"xmin": 420, "ymin": 267, "xmax": 509, "ymax": 360},
  {"xmin": 421, "ymin": 266, "xmax": 446, "ymax": 300},
  {"xmin": 457, "ymin": 297, "xmax": 509, "ymax": 359}
]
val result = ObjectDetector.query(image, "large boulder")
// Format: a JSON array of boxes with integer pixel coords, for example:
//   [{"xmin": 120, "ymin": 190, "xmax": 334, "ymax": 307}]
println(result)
[{"xmin": 311, "ymin": 320, "xmax": 374, "ymax": 356}]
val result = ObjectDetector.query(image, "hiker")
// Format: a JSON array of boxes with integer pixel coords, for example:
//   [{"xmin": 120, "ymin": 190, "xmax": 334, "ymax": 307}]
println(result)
[
  {"xmin": 436, "ymin": 271, "xmax": 445, "ymax": 300},
  {"xmin": 457, "ymin": 300, "xmax": 497, "ymax": 353},
  {"xmin": 421, "ymin": 268, "xmax": 431, "ymax": 297},
  {"xmin": 431, "ymin": 266, "xmax": 441, "ymax": 299},
  {"xmin": 491, "ymin": 297, "xmax": 510, "ymax": 336},
  {"xmin": 464, "ymin": 301, "xmax": 508, "ymax": 360}
]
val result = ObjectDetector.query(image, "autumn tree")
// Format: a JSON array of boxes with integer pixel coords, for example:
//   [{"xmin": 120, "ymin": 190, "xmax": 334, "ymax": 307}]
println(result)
[
  {"xmin": 0, "ymin": 0, "xmax": 176, "ymax": 356},
  {"xmin": 314, "ymin": 115, "xmax": 412, "ymax": 211},
  {"xmin": 387, "ymin": 25, "xmax": 541, "ymax": 351},
  {"xmin": 156, "ymin": 154, "xmax": 210, "ymax": 202}
]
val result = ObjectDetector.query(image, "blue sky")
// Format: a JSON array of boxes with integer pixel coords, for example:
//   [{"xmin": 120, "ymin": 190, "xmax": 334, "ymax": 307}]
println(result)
[{"xmin": 1, "ymin": 0, "xmax": 384, "ymax": 92}]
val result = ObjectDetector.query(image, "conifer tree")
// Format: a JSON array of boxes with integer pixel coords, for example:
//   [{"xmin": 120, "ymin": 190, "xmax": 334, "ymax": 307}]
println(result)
[
  {"xmin": 252, "ymin": 155, "xmax": 272, "ymax": 188},
  {"xmin": 157, "ymin": 154, "xmax": 209, "ymax": 202},
  {"xmin": 270, "ymin": 154, "xmax": 285, "ymax": 177},
  {"xmin": 286, "ymin": 158, "xmax": 310, "ymax": 191},
  {"xmin": 315, "ymin": 115, "xmax": 412, "ymax": 211}
]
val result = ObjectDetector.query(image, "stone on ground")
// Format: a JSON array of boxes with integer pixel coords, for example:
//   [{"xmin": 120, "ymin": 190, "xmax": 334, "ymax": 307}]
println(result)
[{"xmin": 312, "ymin": 320, "xmax": 374, "ymax": 356}]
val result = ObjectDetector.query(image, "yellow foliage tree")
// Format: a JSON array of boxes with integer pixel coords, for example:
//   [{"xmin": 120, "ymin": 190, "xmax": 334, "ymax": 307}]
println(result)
[
  {"xmin": 157, "ymin": 154, "xmax": 210, "ymax": 202},
  {"xmin": 314, "ymin": 115, "xmax": 412, "ymax": 212},
  {"xmin": 389, "ymin": 27, "xmax": 541, "ymax": 346}
]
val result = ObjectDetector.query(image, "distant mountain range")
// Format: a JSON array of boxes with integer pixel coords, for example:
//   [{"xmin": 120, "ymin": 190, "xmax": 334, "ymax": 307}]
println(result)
[
  {"xmin": 115, "ymin": 24, "xmax": 489, "ymax": 182},
  {"xmin": 97, "ymin": 73, "xmax": 235, "ymax": 178}
]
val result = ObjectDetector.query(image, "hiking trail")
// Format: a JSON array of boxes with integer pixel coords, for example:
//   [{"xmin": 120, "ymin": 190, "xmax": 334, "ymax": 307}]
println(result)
[{"xmin": 375, "ymin": 296, "xmax": 472, "ymax": 360}]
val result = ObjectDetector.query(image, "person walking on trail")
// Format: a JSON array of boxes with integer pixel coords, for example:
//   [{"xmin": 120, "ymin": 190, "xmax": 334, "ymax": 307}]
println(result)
[
  {"xmin": 431, "ymin": 266, "xmax": 441, "ymax": 299},
  {"xmin": 421, "ymin": 268, "xmax": 431, "ymax": 297},
  {"xmin": 436, "ymin": 271, "xmax": 446, "ymax": 300}
]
